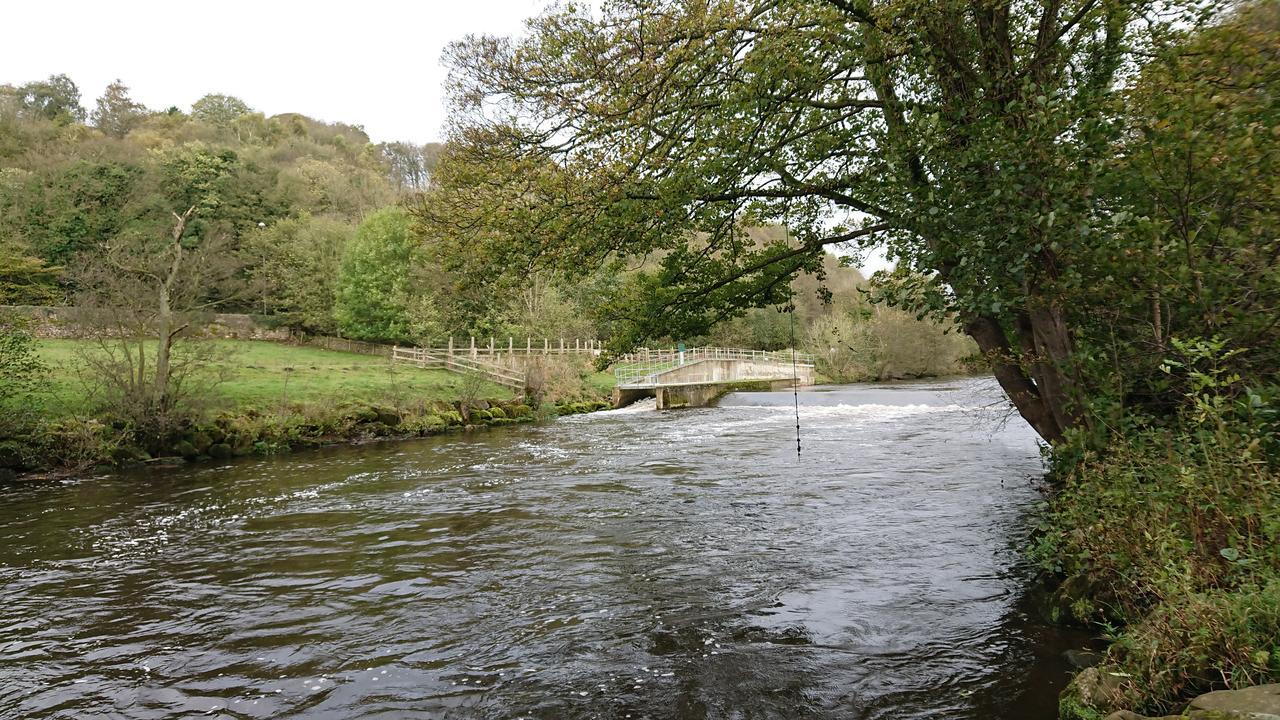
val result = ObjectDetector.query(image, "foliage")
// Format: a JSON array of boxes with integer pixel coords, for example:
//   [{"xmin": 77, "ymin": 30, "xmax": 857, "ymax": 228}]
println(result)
[
  {"xmin": 333, "ymin": 207, "xmax": 424, "ymax": 342},
  {"xmin": 190, "ymin": 93, "xmax": 250, "ymax": 129},
  {"xmin": 6, "ymin": 159, "xmax": 144, "ymax": 265},
  {"xmin": 0, "ymin": 253, "xmax": 62, "ymax": 305},
  {"xmin": 0, "ymin": 312, "xmax": 47, "ymax": 435},
  {"xmin": 68, "ymin": 147, "xmax": 258, "ymax": 437},
  {"xmin": 434, "ymin": 0, "xmax": 1277, "ymax": 448},
  {"xmin": 379, "ymin": 141, "xmax": 443, "ymax": 192},
  {"xmin": 1071, "ymin": 1, "xmax": 1280, "ymax": 435},
  {"xmin": 6, "ymin": 74, "xmax": 85, "ymax": 124},
  {"xmin": 806, "ymin": 305, "xmax": 974, "ymax": 383},
  {"xmin": 243, "ymin": 214, "xmax": 353, "ymax": 332},
  {"xmin": 0, "ymin": 74, "xmax": 426, "ymax": 324},
  {"xmin": 91, "ymin": 80, "xmax": 147, "ymax": 138},
  {"xmin": 1033, "ymin": 343, "xmax": 1280, "ymax": 712}
]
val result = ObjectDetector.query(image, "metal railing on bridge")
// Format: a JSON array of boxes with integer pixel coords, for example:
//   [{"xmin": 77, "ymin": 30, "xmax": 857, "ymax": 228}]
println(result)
[{"xmin": 613, "ymin": 346, "xmax": 815, "ymax": 387}]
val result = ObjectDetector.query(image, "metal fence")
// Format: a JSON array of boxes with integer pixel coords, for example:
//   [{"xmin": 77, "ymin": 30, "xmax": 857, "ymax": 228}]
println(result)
[{"xmin": 613, "ymin": 346, "xmax": 815, "ymax": 386}]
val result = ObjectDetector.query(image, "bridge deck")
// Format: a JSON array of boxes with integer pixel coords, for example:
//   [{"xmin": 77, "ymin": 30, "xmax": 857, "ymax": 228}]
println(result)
[{"xmin": 614, "ymin": 347, "xmax": 815, "ymax": 389}]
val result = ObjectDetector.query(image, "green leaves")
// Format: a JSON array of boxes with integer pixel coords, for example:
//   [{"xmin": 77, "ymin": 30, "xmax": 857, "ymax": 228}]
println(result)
[{"xmin": 333, "ymin": 208, "xmax": 420, "ymax": 343}]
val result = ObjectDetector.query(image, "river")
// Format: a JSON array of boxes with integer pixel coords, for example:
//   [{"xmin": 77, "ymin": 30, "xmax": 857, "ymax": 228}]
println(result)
[{"xmin": 0, "ymin": 379, "xmax": 1086, "ymax": 719}]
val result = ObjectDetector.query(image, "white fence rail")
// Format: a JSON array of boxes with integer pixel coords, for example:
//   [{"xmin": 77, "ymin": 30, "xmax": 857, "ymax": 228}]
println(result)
[
  {"xmin": 392, "ymin": 346, "xmax": 527, "ymax": 393},
  {"xmin": 420, "ymin": 337, "xmax": 602, "ymax": 357}
]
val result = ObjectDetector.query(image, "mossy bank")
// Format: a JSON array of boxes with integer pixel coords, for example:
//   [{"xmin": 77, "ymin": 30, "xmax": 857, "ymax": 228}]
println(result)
[{"xmin": 0, "ymin": 396, "xmax": 616, "ymax": 481}]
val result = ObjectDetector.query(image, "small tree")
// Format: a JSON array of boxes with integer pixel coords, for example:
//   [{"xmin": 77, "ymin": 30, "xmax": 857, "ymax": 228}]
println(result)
[
  {"xmin": 0, "ymin": 253, "xmax": 62, "ymax": 305},
  {"xmin": 14, "ymin": 74, "xmax": 85, "ymax": 124},
  {"xmin": 244, "ymin": 214, "xmax": 354, "ymax": 332},
  {"xmin": 190, "ymin": 93, "xmax": 251, "ymax": 130},
  {"xmin": 456, "ymin": 371, "xmax": 490, "ymax": 423},
  {"xmin": 72, "ymin": 146, "xmax": 247, "ymax": 438}
]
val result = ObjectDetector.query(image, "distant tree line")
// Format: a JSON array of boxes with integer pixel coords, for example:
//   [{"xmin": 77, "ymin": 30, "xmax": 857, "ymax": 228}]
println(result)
[{"xmin": 0, "ymin": 74, "xmax": 966, "ymax": 381}]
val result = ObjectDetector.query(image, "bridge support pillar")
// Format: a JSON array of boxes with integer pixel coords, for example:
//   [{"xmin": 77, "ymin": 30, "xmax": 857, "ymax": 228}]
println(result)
[
  {"xmin": 654, "ymin": 384, "xmax": 720, "ymax": 410},
  {"xmin": 612, "ymin": 387, "xmax": 655, "ymax": 408}
]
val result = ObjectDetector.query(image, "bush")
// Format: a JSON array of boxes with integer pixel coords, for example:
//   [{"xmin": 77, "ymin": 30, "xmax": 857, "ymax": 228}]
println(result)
[
  {"xmin": 1036, "ymin": 376, "xmax": 1280, "ymax": 714},
  {"xmin": 0, "ymin": 312, "xmax": 47, "ymax": 436}
]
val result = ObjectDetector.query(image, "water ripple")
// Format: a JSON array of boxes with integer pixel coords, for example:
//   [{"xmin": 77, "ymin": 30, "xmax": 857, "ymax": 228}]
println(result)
[{"xmin": 0, "ymin": 378, "xmax": 1085, "ymax": 719}]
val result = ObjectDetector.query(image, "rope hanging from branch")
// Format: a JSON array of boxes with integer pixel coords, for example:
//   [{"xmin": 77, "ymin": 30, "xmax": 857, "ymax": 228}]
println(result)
[{"xmin": 788, "ymin": 306, "xmax": 801, "ymax": 459}]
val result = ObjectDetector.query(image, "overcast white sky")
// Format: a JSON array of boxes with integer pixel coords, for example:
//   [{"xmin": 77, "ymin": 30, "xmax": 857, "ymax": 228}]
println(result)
[{"xmin": 0, "ymin": 0, "xmax": 553, "ymax": 144}]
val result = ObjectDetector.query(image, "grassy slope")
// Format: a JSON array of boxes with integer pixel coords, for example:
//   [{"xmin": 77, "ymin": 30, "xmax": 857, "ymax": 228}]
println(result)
[
  {"xmin": 586, "ymin": 369, "xmax": 617, "ymax": 396},
  {"xmin": 35, "ymin": 339, "xmax": 515, "ymax": 415}
]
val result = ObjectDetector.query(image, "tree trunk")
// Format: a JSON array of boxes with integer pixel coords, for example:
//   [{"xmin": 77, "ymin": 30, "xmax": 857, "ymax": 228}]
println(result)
[
  {"xmin": 154, "ymin": 283, "xmax": 172, "ymax": 411},
  {"xmin": 965, "ymin": 314, "xmax": 1067, "ymax": 444},
  {"xmin": 154, "ymin": 207, "xmax": 195, "ymax": 413},
  {"xmin": 1026, "ymin": 301, "xmax": 1083, "ymax": 436}
]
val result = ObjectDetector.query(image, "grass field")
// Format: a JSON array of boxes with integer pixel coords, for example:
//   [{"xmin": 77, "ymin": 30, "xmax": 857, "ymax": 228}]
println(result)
[{"xmin": 34, "ymin": 339, "xmax": 516, "ymax": 416}]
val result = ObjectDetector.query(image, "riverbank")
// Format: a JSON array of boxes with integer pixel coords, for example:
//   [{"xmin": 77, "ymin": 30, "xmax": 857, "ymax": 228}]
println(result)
[
  {"xmin": 0, "ymin": 339, "xmax": 614, "ymax": 480},
  {"xmin": 1034, "ymin": 412, "xmax": 1280, "ymax": 718}
]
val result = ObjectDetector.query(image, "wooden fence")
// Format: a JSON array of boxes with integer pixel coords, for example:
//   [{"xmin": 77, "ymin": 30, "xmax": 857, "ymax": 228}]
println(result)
[
  {"xmin": 299, "ymin": 335, "xmax": 601, "ymax": 360},
  {"xmin": 391, "ymin": 346, "xmax": 527, "ymax": 393},
  {"xmin": 300, "ymin": 335, "xmax": 393, "ymax": 357},
  {"xmin": 423, "ymin": 337, "xmax": 603, "ymax": 357}
]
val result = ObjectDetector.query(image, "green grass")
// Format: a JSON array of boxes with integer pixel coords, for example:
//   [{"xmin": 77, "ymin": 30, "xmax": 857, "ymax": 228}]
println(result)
[
  {"xmin": 35, "ymin": 339, "xmax": 513, "ymax": 415},
  {"xmin": 586, "ymin": 369, "xmax": 617, "ymax": 395}
]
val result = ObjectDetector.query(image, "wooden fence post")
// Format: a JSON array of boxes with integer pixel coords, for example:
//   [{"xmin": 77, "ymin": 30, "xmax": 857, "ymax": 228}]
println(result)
[
  {"xmin": 526, "ymin": 337, "xmax": 531, "ymax": 353},
  {"xmin": 544, "ymin": 338, "xmax": 549, "ymax": 354},
  {"xmin": 560, "ymin": 338, "xmax": 565, "ymax": 354},
  {"xmin": 448, "ymin": 337, "xmax": 454, "ymax": 356},
  {"xmin": 470, "ymin": 336, "xmax": 476, "ymax": 358}
]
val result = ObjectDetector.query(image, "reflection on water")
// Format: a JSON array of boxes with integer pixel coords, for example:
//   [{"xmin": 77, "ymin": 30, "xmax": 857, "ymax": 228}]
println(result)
[{"xmin": 0, "ymin": 379, "xmax": 1083, "ymax": 719}]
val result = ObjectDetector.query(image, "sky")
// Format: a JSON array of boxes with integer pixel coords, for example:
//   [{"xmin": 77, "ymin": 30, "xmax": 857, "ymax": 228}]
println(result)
[{"xmin": 0, "ymin": 0, "xmax": 552, "ymax": 145}]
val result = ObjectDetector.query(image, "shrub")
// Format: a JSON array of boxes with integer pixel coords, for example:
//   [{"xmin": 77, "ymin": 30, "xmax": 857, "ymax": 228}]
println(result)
[
  {"xmin": 0, "ymin": 312, "xmax": 47, "ymax": 436},
  {"xmin": 1037, "ymin": 369, "xmax": 1280, "ymax": 714}
]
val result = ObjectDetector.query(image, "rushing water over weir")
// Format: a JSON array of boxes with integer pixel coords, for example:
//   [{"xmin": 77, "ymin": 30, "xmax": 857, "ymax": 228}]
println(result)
[{"xmin": 0, "ymin": 379, "xmax": 1086, "ymax": 719}]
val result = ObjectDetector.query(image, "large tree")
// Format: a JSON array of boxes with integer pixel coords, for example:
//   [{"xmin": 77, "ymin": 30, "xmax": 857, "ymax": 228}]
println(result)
[
  {"xmin": 433, "ymin": 0, "xmax": 1248, "ymax": 444},
  {"xmin": 91, "ymin": 79, "xmax": 148, "ymax": 138},
  {"xmin": 191, "ymin": 93, "xmax": 251, "ymax": 130},
  {"xmin": 12, "ymin": 74, "xmax": 85, "ymax": 124}
]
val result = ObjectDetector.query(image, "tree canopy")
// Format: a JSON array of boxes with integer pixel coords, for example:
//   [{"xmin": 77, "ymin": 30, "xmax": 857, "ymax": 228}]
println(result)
[{"xmin": 433, "ymin": 0, "xmax": 1278, "ymax": 444}]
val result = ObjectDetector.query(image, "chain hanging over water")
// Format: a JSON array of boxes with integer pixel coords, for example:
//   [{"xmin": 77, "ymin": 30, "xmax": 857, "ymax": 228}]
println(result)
[{"xmin": 789, "ymin": 306, "xmax": 802, "ymax": 458}]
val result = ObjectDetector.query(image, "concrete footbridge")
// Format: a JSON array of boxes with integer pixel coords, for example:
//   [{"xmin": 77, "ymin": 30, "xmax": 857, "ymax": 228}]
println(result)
[{"xmin": 612, "ymin": 347, "xmax": 815, "ymax": 409}]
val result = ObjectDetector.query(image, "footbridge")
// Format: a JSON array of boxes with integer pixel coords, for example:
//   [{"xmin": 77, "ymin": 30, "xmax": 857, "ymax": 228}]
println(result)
[{"xmin": 613, "ymin": 347, "xmax": 815, "ymax": 409}]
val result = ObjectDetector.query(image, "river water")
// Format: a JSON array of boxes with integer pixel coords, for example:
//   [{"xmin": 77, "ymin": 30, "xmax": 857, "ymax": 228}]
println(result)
[{"xmin": 0, "ymin": 379, "xmax": 1085, "ymax": 719}]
